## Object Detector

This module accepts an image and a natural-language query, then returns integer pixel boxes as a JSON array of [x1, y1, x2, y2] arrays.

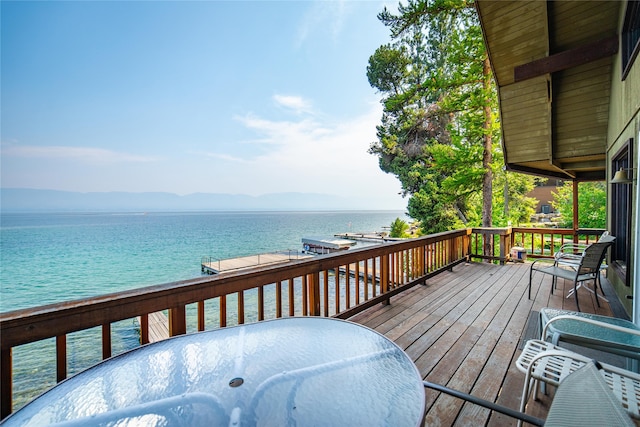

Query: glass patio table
[[3, 317, 426, 427]]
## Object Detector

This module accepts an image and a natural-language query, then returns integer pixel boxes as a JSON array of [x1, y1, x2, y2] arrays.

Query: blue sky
[[1, 0, 406, 209]]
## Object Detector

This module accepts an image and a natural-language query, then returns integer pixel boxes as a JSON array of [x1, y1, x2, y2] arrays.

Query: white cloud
[[200, 151, 247, 163], [295, 0, 350, 47], [224, 99, 402, 201], [273, 94, 314, 115], [1, 144, 158, 163]]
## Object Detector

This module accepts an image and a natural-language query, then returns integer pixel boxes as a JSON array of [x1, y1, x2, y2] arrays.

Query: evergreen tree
[[368, 0, 535, 233]]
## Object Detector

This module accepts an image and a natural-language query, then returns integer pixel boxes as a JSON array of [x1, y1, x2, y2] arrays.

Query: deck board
[[349, 261, 618, 425]]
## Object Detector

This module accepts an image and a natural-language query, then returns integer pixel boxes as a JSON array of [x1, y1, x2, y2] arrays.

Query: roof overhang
[[475, 1, 622, 181]]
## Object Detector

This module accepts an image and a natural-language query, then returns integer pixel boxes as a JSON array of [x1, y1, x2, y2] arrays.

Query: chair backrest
[[545, 362, 634, 427], [579, 236, 615, 274]]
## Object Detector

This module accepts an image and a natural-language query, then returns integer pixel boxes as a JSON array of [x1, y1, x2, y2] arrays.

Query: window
[[622, 1, 640, 80], [611, 140, 633, 285]]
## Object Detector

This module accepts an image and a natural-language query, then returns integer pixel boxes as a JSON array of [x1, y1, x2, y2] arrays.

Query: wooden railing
[[0, 226, 608, 418], [0, 229, 471, 419], [469, 227, 607, 264]]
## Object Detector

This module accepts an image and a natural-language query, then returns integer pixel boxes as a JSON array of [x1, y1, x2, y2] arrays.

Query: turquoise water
[[0, 210, 405, 408]]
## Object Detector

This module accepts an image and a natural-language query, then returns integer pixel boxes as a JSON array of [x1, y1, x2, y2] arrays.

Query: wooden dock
[[333, 232, 403, 243], [137, 311, 170, 343], [201, 252, 312, 274]]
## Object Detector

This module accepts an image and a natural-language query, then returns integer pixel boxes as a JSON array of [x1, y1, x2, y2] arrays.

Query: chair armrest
[[554, 243, 588, 260], [423, 381, 544, 426]]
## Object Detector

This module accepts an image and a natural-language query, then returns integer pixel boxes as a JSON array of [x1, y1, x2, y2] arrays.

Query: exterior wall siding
[[606, 3, 640, 316]]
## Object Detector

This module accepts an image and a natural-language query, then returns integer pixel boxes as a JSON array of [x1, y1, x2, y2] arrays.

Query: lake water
[[0, 210, 406, 409]]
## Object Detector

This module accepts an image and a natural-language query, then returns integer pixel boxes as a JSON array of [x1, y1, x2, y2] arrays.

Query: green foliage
[[369, 0, 499, 233], [368, 0, 539, 234], [551, 182, 606, 228], [389, 217, 410, 238]]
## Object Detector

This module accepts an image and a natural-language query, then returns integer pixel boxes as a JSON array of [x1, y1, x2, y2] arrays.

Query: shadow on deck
[[349, 261, 623, 426]]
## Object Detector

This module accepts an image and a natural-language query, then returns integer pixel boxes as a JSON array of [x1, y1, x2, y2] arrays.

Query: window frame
[[622, 1, 640, 80], [610, 140, 634, 286]]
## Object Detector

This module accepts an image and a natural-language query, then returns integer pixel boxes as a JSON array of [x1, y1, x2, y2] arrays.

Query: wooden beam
[[514, 35, 618, 82]]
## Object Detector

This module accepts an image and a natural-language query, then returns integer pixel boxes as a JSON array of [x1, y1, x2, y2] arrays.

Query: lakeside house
[[1, 0, 639, 424], [476, 0, 639, 319]]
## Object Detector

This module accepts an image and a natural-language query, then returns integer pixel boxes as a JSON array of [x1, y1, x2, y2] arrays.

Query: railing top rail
[[511, 227, 606, 235], [1, 228, 469, 349]]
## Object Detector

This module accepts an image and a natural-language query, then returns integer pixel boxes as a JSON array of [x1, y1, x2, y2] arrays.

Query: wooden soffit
[[476, 0, 622, 181]]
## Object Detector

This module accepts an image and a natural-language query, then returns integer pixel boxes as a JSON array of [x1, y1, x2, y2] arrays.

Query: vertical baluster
[[288, 279, 294, 316], [388, 253, 394, 288], [323, 271, 329, 317], [197, 301, 205, 331], [56, 335, 66, 382], [258, 286, 264, 321], [102, 324, 111, 360], [220, 295, 227, 328], [381, 253, 390, 305], [169, 305, 186, 336], [302, 275, 308, 316], [345, 264, 350, 309], [308, 273, 320, 316], [238, 291, 245, 324], [140, 313, 149, 345], [276, 281, 282, 318], [1, 347, 12, 419], [372, 257, 377, 297], [363, 259, 369, 301], [355, 261, 360, 305], [335, 267, 340, 312]]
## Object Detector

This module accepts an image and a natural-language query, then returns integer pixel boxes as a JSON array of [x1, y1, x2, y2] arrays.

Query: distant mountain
[[0, 188, 396, 212]]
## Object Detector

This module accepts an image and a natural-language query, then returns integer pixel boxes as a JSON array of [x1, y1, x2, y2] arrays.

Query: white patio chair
[[425, 359, 634, 427], [516, 339, 640, 427]]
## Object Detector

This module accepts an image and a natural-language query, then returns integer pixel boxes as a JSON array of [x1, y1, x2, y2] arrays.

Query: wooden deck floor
[[349, 260, 620, 426]]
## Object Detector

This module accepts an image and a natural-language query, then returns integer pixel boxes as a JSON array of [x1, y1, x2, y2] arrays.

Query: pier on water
[[137, 312, 170, 343], [201, 251, 312, 275]]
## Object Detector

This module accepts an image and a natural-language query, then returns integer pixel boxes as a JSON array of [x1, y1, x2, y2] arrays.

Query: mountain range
[[0, 188, 399, 212]]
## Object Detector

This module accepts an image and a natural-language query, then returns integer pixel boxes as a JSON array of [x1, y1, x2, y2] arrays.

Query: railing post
[[169, 305, 187, 336], [499, 228, 511, 265], [1, 347, 12, 420], [308, 272, 321, 316]]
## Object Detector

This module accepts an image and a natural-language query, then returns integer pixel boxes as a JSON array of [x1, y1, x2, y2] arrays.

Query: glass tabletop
[[3, 317, 425, 427], [541, 308, 640, 350]]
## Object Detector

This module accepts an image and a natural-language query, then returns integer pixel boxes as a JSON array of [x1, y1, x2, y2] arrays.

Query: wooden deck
[[349, 260, 621, 426]]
